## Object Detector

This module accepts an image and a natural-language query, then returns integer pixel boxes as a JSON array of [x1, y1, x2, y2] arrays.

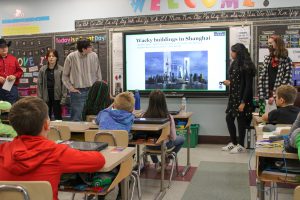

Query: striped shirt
[[62, 51, 102, 90]]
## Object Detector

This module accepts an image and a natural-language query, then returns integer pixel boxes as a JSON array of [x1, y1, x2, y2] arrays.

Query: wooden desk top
[[100, 146, 135, 172], [255, 146, 298, 159], [172, 112, 193, 119], [50, 121, 98, 132]]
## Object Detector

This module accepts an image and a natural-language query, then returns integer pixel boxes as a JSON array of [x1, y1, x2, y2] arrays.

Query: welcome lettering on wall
[[75, 6, 300, 30]]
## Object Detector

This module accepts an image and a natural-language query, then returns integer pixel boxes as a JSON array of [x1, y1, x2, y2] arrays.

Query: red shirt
[[0, 54, 23, 85], [0, 135, 105, 200]]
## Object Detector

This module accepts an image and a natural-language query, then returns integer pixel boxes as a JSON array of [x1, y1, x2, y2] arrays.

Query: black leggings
[[226, 113, 252, 147], [47, 89, 62, 120]]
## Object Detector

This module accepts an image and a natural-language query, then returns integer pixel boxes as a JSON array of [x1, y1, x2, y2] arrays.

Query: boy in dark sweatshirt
[[262, 85, 300, 124]]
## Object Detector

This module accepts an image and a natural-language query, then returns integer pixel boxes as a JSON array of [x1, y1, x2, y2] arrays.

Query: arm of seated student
[[265, 109, 278, 124], [261, 113, 269, 122], [59, 147, 105, 173]]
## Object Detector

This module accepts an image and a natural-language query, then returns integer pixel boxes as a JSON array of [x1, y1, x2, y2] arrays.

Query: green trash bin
[[176, 124, 199, 148]]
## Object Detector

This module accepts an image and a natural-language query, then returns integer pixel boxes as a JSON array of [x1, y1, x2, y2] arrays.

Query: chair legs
[[130, 170, 142, 200]]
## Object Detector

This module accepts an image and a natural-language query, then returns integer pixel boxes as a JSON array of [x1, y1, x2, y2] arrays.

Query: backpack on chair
[[82, 81, 112, 120]]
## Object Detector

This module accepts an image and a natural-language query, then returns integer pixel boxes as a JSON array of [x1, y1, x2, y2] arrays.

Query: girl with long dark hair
[[144, 90, 185, 169], [222, 43, 256, 153]]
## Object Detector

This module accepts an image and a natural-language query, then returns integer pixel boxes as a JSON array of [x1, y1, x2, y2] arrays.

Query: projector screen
[[124, 28, 229, 97]]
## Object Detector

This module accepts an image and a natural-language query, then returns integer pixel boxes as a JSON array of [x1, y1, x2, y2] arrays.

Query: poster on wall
[[4, 36, 53, 96], [257, 24, 300, 85], [54, 32, 108, 81], [112, 32, 123, 96], [257, 25, 300, 63], [230, 26, 251, 50]]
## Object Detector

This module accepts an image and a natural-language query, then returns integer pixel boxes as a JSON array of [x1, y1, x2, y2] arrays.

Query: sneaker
[[230, 144, 246, 154], [221, 142, 235, 151]]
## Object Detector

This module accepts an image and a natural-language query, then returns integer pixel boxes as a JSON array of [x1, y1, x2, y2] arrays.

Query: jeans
[[226, 113, 252, 146], [149, 135, 185, 163], [0, 86, 19, 104], [70, 88, 89, 121]]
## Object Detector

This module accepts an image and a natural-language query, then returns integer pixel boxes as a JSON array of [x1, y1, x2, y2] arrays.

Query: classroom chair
[[294, 185, 300, 200], [0, 181, 52, 200], [86, 115, 96, 122], [85, 130, 141, 200], [48, 125, 71, 141], [142, 145, 179, 188]]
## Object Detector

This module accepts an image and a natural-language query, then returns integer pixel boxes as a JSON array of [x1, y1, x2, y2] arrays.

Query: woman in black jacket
[[222, 43, 256, 153]]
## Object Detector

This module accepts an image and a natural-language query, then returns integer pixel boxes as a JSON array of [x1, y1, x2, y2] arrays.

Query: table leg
[[181, 126, 191, 176], [154, 142, 166, 200], [257, 180, 265, 200], [121, 176, 129, 200]]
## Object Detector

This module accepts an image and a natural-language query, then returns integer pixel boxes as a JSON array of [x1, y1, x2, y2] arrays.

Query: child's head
[[113, 91, 135, 112], [144, 90, 168, 118], [276, 85, 297, 107], [9, 97, 49, 137]]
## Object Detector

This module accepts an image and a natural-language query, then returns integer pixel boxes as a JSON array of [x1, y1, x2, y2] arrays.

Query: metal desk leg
[[257, 180, 265, 200], [121, 176, 129, 200], [181, 127, 191, 176], [154, 142, 166, 200]]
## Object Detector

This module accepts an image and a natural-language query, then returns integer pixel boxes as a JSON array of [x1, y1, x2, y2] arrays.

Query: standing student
[[38, 49, 67, 120], [63, 39, 102, 121], [0, 39, 23, 104], [143, 90, 185, 169], [0, 97, 105, 200], [222, 43, 256, 153], [258, 35, 293, 106]]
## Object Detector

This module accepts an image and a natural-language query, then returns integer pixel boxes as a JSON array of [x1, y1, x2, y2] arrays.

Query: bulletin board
[[4, 35, 54, 94], [54, 31, 109, 82]]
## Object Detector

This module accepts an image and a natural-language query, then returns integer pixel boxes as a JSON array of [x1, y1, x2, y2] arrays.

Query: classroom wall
[[1, 1, 299, 136], [1, 0, 300, 35], [141, 97, 229, 136]]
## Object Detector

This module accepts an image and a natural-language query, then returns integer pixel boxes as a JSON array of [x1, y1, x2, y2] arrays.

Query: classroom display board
[[123, 28, 229, 97], [54, 32, 108, 81], [256, 24, 300, 85], [4, 35, 53, 95]]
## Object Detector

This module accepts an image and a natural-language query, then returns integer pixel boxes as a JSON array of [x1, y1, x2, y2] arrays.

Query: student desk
[[50, 121, 98, 133], [130, 122, 170, 200], [172, 112, 193, 176], [60, 147, 135, 200], [255, 125, 297, 200]]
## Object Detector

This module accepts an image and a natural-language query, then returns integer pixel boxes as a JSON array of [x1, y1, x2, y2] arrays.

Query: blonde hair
[[114, 91, 135, 112], [276, 85, 297, 104]]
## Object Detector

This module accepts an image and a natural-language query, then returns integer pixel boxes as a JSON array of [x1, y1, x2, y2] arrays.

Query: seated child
[[0, 101, 16, 138], [287, 113, 300, 159], [95, 91, 135, 133], [0, 97, 105, 200], [143, 90, 185, 169], [262, 85, 300, 124]]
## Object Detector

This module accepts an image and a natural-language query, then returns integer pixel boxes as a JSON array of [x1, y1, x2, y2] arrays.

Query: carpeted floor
[[182, 161, 250, 200]]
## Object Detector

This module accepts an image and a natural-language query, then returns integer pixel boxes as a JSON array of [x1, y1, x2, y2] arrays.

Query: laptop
[[134, 118, 170, 124], [169, 111, 179, 115], [60, 141, 108, 151]]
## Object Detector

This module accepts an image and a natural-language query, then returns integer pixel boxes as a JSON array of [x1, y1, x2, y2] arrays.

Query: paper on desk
[[2, 79, 15, 91], [262, 131, 276, 139]]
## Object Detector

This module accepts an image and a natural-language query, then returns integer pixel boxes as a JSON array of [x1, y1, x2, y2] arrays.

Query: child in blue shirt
[[95, 91, 135, 133]]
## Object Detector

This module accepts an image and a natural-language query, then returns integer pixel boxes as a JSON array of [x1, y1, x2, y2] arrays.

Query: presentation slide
[[125, 30, 228, 93]]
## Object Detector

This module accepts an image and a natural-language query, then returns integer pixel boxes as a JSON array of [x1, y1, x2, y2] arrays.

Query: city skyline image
[[145, 51, 208, 90]]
